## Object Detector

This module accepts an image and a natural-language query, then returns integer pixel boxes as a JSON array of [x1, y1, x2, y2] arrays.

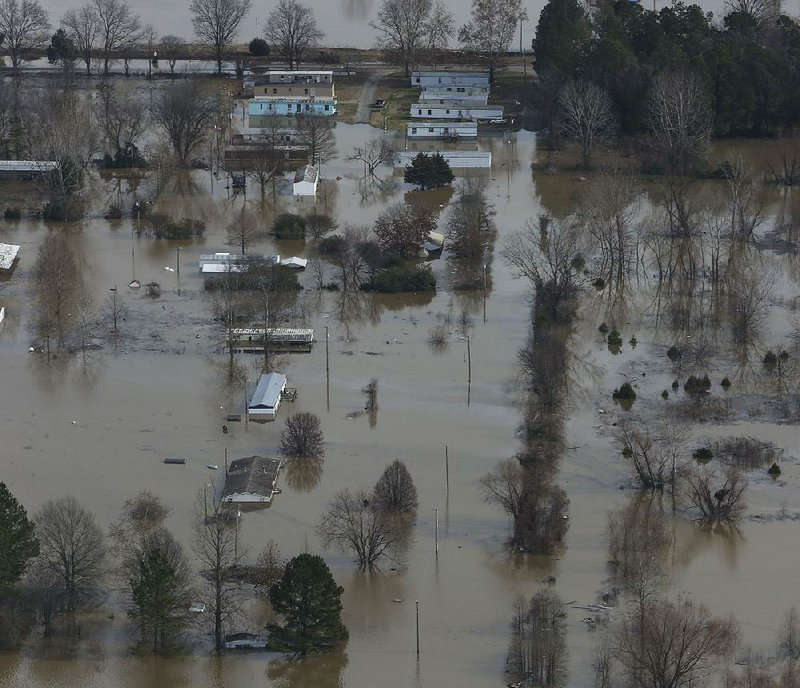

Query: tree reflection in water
[[267, 651, 348, 688]]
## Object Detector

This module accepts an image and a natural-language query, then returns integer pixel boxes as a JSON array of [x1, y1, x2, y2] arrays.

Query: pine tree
[[268, 553, 348, 654], [404, 152, 454, 190], [0, 483, 39, 591]]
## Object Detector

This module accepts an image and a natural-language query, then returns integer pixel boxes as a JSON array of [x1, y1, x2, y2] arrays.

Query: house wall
[[223, 492, 273, 503], [248, 99, 337, 117], [410, 105, 503, 120], [406, 123, 477, 138]]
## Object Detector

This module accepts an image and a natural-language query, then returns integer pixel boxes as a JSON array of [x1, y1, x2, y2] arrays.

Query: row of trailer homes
[[402, 71, 497, 169]]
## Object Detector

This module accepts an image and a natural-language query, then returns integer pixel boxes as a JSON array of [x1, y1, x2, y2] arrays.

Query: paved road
[[355, 68, 394, 124]]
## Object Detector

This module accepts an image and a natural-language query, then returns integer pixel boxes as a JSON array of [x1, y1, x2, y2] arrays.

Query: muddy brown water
[[1, 123, 800, 687]]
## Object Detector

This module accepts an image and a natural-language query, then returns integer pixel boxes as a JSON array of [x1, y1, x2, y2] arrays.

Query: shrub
[[598, 322, 609, 334], [593, 277, 605, 289], [684, 374, 711, 394], [768, 463, 781, 478], [721, 377, 731, 389], [629, 335, 637, 348], [248, 38, 269, 56], [370, 265, 436, 293], [612, 382, 636, 400], [666, 345, 682, 362], [661, 389, 669, 400], [607, 329, 622, 354], [105, 202, 123, 220], [318, 235, 346, 255], [3, 207, 21, 220], [305, 213, 337, 240], [693, 447, 713, 464], [148, 214, 205, 239], [273, 213, 306, 240], [671, 379, 679, 390], [763, 350, 778, 371]]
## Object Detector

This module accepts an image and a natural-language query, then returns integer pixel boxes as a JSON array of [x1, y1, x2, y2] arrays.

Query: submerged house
[[395, 150, 492, 169], [222, 455, 282, 504], [248, 372, 287, 419], [0, 243, 20, 272], [224, 632, 270, 649]]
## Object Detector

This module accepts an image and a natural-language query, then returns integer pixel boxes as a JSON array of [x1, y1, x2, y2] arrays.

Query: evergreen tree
[[268, 553, 348, 655], [0, 483, 39, 591], [404, 152, 454, 190]]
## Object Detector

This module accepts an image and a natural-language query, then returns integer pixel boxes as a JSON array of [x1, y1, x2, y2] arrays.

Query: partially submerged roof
[[0, 243, 20, 270], [293, 165, 319, 185], [223, 455, 282, 499], [0, 160, 58, 173], [249, 372, 287, 409], [281, 256, 308, 269]]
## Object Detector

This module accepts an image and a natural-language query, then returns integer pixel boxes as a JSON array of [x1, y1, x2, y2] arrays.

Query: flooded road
[[1, 123, 800, 687]]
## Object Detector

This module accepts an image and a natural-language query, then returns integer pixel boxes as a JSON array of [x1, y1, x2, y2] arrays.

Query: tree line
[[534, 0, 800, 166]]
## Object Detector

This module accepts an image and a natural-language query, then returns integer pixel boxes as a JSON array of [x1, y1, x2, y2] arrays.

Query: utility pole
[[325, 325, 330, 411], [466, 335, 471, 386], [435, 508, 439, 554], [415, 600, 420, 659], [176, 246, 181, 276], [445, 445, 449, 496]]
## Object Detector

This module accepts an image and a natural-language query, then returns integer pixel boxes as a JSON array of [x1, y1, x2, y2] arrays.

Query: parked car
[[489, 118, 507, 125]]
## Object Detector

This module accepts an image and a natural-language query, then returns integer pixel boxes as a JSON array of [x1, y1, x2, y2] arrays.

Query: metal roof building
[[0, 243, 20, 271], [248, 372, 287, 419], [222, 455, 282, 504]]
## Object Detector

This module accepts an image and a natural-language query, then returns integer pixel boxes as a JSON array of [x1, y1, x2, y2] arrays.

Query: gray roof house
[[222, 455, 282, 504]]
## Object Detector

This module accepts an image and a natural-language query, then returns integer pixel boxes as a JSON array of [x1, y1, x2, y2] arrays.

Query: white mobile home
[[419, 86, 490, 104], [396, 151, 492, 169], [293, 164, 319, 196], [248, 372, 287, 419], [0, 243, 20, 272], [411, 102, 504, 121], [406, 121, 478, 139], [411, 71, 490, 88]]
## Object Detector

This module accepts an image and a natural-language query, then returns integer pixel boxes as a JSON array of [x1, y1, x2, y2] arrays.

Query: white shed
[[293, 164, 319, 196]]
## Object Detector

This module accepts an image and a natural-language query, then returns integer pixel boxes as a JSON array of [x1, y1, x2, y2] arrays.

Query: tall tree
[[268, 553, 348, 655], [531, 0, 590, 80], [34, 496, 106, 611], [61, 6, 99, 76], [0, 0, 50, 74], [373, 460, 418, 513], [149, 80, 217, 165], [556, 79, 616, 170], [374, 201, 435, 260], [193, 491, 241, 654], [458, 0, 523, 82], [370, 0, 432, 77], [297, 116, 336, 166], [92, 0, 142, 75], [159, 34, 184, 76], [128, 531, 192, 652], [0, 483, 38, 591], [264, 0, 322, 70], [318, 488, 399, 571], [190, 0, 251, 75]]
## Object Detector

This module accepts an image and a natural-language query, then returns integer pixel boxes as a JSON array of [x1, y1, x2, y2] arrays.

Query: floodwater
[[1, 118, 800, 688], [37, 0, 761, 51]]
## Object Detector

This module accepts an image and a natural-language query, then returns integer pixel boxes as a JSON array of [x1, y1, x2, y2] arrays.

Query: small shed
[[222, 455, 282, 504], [248, 372, 287, 419], [293, 165, 319, 196], [0, 243, 20, 272]]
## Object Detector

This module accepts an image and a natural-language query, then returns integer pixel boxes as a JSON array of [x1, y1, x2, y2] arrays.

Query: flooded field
[[1, 116, 800, 688]]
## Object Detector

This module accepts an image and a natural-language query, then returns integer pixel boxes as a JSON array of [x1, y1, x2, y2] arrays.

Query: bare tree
[[32, 234, 82, 353], [647, 70, 713, 177], [96, 80, 147, 162], [683, 465, 747, 522], [226, 207, 263, 254], [149, 80, 216, 165], [374, 202, 436, 260], [724, 0, 779, 24], [446, 177, 496, 261], [264, 0, 322, 70], [318, 488, 398, 571], [349, 137, 395, 179], [617, 422, 679, 492], [782, 608, 800, 661], [190, 0, 251, 75], [425, 0, 454, 63], [457, 0, 523, 82], [280, 412, 325, 458], [480, 459, 569, 554], [62, 6, 98, 75], [502, 214, 588, 316], [92, 0, 142, 75], [557, 80, 616, 170], [373, 460, 418, 513], [370, 0, 433, 77], [507, 589, 568, 688], [159, 34, 183, 76], [617, 598, 739, 688], [0, 0, 50, 73], [0, 82, 12, 157], [297, 116, 335, 167], [25, 557, 63, 635], [109, 491, 171, 571], [193, 491, 242, 654], [34, 497, 106, 612], [253, 540, 285, 598]]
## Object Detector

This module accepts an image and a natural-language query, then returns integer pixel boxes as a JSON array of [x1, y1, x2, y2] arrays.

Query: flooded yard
[[1, 116, 799, 687]]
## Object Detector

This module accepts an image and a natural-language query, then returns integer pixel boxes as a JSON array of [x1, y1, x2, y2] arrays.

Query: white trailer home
[[419, 86, 490, 104], [411, 71, 490, 87], [396, 151, 492, 169], [406, 121, 478, 139], [248, 372, 287, 420], [410, 102, 504, 122]]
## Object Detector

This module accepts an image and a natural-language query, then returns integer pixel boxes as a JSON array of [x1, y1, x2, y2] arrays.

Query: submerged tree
[[445, 177, 496, 261], [373, 202, 435, 260], [404, 152, 454, 189], [556, 79, 616, 170], [373, 460, 418, 513], [683, 465, 747, 522], [268, 554, 348, 655], [318, 489, 398, 571], [0, 483, 39, 591], [280, 412, 325, 459], [149, 81, 217, 165], [507, 589, 568, 687]]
